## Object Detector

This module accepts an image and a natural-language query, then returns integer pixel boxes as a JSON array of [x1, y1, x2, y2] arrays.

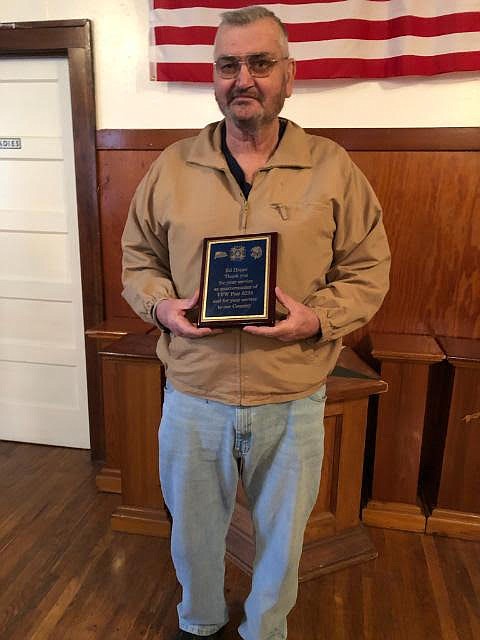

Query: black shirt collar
[[221, 119, 287, 199]]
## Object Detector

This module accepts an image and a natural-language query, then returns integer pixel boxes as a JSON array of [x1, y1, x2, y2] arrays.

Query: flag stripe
[[296, 50, 480, 77], [154, 51, 480, 81], [150, 1, 480, 81], [153, 0, 366, 8], [150, 2, 480, 27], [151, 32, 480, 63], [154, 14, 480, 46], [152, 0, 477, 9]]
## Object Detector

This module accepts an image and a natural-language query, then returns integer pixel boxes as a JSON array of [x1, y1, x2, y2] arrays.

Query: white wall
[[2, 0, 479, 129]]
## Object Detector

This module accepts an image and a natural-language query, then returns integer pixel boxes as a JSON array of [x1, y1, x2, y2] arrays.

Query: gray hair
[[217, 6, 289, 55]]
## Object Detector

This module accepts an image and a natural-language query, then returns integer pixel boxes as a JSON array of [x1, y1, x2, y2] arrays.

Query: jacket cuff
[[311, 307, 332, 342], [151, 299, 172, 333]]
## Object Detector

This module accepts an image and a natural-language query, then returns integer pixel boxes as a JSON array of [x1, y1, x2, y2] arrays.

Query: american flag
[[149, 0, 480, 82]]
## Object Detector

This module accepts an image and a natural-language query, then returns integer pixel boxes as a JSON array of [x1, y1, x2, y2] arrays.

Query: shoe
[[175, 629, 224, 639]]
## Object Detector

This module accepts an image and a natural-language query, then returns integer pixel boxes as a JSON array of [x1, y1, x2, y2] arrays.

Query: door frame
[[0, 20, 104, 456]]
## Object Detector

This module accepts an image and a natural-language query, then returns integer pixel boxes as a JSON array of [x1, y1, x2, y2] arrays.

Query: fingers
[[242, 325, 276, 336], [171, 314, 223, 338], [180, 289, 200, 310], [177, 327, 223, 339], [243, 301, 319, 341], [157, 291, 210, 336], [243, 321, 290, 339], [275, 286, 294, 310]]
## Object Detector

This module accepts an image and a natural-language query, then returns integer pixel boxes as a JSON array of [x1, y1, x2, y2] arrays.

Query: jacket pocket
[[270, 200, 335, 236]]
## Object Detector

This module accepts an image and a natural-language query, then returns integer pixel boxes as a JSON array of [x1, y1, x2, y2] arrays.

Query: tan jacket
[[122, 120, 390, 405]]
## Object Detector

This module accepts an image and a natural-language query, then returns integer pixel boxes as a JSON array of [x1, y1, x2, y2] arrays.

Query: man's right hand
[[155, 290, 222, 338]]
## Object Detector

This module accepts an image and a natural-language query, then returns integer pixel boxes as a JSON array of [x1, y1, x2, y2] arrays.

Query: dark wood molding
[[96, 127, 480, 151], [0, 20, 104, 458], [0, 19, 89, 29], [0, 21, 89, 51], [305, 127, 480, 151], [68, 42, 104, 329], [97, 129, 200, 151]]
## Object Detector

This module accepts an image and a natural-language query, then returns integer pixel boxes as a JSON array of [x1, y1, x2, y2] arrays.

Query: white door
[[0, 57, 90, 448]]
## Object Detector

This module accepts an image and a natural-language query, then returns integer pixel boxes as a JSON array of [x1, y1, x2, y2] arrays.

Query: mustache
[[227, 89, 263, 103]]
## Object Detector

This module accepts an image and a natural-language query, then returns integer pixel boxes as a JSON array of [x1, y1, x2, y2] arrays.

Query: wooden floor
[[1, 442, 479, 640]]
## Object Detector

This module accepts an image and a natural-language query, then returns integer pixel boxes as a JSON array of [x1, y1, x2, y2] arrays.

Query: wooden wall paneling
[[96, 130, 480, 348], [94, 127, 479, 513], [97, 129, 199, 150], [97, 149, 161, 320], [363, 333, 445, 532], [96, 128, 480, 151], [348, 151, 480, 342], [89, 145, 160, 459], [426, 337, 480, 541]]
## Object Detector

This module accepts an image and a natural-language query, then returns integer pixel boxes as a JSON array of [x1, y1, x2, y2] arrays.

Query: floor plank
[[1, 442, 479, 640]]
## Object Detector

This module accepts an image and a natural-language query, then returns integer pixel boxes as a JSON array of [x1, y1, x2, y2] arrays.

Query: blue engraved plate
[[198, 233, 277, 327]]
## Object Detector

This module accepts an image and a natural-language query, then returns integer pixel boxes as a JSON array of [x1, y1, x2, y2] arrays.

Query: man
[[122, 6, 390, 640]]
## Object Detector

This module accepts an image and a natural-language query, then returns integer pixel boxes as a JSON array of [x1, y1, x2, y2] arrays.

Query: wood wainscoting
[[95, 126, 480, 345], [90, 126, 479, 542]]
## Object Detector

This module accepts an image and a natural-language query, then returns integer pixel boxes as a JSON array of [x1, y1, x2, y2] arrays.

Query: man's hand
[[243, 286, 320, 342], [156, 290, 222, 338]]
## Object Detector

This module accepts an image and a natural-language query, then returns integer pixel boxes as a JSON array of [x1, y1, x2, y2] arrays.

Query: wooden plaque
[[198, 232, 277, 328]]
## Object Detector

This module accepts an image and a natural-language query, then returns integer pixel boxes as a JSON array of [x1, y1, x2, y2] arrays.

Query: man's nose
[[235, 61, 255, 87]]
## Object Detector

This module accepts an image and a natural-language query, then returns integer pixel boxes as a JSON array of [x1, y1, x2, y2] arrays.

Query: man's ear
[[285, 58, 296, 97]]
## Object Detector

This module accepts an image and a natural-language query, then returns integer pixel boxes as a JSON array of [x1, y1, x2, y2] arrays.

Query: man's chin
[[229, 101, 260, 116], [231, 113, 262, 132]]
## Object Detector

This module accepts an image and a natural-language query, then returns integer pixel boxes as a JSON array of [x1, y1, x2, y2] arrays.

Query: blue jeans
[[159, 383, 326, 640]]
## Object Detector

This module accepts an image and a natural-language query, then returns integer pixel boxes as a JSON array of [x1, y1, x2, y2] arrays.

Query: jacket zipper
[[271, 202, 289, 220], [239, 196, 249, 231], [236, 190, 249, 402]]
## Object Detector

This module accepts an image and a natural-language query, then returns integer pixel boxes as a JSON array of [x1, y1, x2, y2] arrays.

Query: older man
[[122, 6, 390, 640]]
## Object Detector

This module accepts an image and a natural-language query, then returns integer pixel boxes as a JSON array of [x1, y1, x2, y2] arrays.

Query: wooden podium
[[98, 335, 387, 580], [362, 333, 445, 532], [423, 337, 480, 541]]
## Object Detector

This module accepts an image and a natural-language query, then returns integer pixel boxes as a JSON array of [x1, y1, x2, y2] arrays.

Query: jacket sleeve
[[121, 162, 178, 325], [304, 155, 390, 342]]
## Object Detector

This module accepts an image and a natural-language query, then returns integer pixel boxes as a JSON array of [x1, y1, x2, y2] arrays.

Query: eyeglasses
[[214, 54, 289, 79]]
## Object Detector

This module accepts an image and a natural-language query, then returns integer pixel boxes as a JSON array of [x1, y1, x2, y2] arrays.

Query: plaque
[[198, 232, 278, 328]]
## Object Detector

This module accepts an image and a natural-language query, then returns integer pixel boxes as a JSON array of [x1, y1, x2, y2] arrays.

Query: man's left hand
[[243, 286, 320, 342]]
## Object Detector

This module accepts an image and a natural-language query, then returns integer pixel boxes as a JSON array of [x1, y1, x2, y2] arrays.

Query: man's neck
[[225, 118, 280, 161]]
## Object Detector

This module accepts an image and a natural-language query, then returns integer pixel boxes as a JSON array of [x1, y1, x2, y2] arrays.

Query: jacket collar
[[187, 119, 313, 171]]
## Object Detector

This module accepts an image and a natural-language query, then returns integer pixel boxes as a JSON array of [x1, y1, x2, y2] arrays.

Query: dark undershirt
[[221, 118, 288, 200]]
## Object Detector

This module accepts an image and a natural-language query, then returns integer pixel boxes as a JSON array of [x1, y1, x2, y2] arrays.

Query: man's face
[[213, 18, 295, 133]]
